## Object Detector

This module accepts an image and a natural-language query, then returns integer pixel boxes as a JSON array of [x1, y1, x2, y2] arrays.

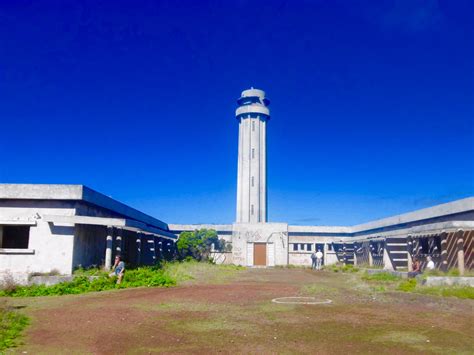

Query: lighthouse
[[235, 88, 270, 223]]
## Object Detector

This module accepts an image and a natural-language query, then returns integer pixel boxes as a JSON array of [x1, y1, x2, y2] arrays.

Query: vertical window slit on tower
[[251, 204, 254, 215], [252, 120, 255, 131], [251, 176, 254, 187], [252, 148, 255, 159]]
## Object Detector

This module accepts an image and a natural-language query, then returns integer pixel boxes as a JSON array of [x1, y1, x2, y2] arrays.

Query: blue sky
[[0, 0, 473, 225]]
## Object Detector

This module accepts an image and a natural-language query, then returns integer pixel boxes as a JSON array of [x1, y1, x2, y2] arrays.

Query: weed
[[397, 278, 417, 292], [0, 267, 175, 297], [0, 301, 29, 351]]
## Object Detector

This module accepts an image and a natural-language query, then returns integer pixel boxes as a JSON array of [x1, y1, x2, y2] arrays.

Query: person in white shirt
[[426, 256, 435, 271], [315, 250, 323, 270]]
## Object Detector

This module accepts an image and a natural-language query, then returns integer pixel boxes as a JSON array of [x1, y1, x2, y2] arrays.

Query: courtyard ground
[[7, 267, 474, 354]]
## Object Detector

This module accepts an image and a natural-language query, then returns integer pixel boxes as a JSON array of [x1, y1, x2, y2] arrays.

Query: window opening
[[0, 225, 30, 249]]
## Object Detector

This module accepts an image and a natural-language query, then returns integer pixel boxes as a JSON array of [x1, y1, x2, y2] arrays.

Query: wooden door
[[254, 243, 267, 266]]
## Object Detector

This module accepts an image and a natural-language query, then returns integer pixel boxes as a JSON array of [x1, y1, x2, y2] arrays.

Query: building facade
[[0, 184, 177, 283], [1, 88, 473, 282], [169, 88, 474, 272]]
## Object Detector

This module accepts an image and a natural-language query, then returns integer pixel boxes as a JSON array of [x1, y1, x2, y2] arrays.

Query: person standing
[[426, 256, 435, 271], [315, 249, 323, 270], [311, 251, 317, 270]]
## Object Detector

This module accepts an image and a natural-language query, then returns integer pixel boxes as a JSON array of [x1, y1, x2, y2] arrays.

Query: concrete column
[[136, 232, 142, 265], [439, 232, 448, 272], [383, 247, 393, 270], [342, 243, 346, 265], [407, 237, 413, 272], [105, 226, 114, 270], [456, 230, 465, 275], [368, 244, 374, 267], [115, 228, 123, 255], [152, 235, 157, 262]]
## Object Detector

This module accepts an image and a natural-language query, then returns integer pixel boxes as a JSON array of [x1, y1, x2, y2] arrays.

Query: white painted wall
[[0, 201, 76, 282]]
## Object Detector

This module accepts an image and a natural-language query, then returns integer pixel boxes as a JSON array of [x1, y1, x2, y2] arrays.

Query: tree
[[176, 229, 223, 261]]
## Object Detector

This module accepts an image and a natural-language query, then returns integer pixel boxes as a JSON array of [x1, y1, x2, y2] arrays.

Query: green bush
[[0, 303, 29, 350], [397, 278, 417, 292]]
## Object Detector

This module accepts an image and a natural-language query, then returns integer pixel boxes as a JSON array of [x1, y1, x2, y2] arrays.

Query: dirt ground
[[9, 268, 474, 354]]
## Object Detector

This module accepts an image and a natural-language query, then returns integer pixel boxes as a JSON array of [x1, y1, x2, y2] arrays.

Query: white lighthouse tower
[[235, 88, 270, 224]]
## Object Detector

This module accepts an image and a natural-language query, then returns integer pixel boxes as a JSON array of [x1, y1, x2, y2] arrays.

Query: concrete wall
[[232, 223, 288, 266], [73, 224, 107, 269], [0, 201, 76, 282]]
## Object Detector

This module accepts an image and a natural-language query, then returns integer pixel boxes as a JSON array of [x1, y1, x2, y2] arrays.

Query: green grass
[[361, 272, 401, 282], [416, 286, 474, 299], [0, 266, 175, 297], [0, 302, 29, 351], [397, 278, 417, 292], [324, 264, 359, 273], [163, 260, 244, 284], [0, 261, 244, 298]]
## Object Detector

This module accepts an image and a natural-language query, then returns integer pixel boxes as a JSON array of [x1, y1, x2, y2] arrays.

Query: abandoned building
[[0, 184, 176, 282], [1, 88, 472, 280]]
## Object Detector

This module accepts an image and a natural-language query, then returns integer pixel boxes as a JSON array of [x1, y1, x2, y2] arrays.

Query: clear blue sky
[[1, 0, 473, 226]]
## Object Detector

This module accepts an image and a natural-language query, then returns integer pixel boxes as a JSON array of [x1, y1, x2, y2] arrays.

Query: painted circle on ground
[[271, 297, 332, 305]]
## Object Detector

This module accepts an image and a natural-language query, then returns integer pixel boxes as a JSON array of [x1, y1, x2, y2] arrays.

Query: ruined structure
[[1, 88, 472, 280]]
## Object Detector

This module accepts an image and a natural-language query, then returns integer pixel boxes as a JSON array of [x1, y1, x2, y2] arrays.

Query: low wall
[[423, 276, 474, 287], [210, 252, 233, 265]]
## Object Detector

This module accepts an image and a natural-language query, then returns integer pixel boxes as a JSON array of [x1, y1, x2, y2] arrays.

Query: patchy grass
[[416, 286, 474, 300], [301, 283, 339, 296], [360, 271, 474, 299], [397, 278, 418, 292], [10, 268, 474, 354], [163, 260, 244, 285], [361, 272, 401, 282], [324, 264, 359, 273], [0, 267, 175, 297], [0, 301, 29, 351], [0, 261, 245, 298]]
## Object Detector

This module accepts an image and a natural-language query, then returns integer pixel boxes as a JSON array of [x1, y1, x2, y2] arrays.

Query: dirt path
[[11, 269, 474, 354]]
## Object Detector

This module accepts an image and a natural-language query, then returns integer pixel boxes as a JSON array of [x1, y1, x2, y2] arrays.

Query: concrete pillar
[[115, 228, 123, 255], [136, 232, 142, 265], [456, 230, 465, 276], [353, 244, 358, 266], [383, 247, 393, 270], [368, 246, 374, 267], [105, 226, 114, 270], [407, 237, 413, 272], [152, 235, 157, 262], [342, 243, 346, 265], [439, 232, 448, 272]]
